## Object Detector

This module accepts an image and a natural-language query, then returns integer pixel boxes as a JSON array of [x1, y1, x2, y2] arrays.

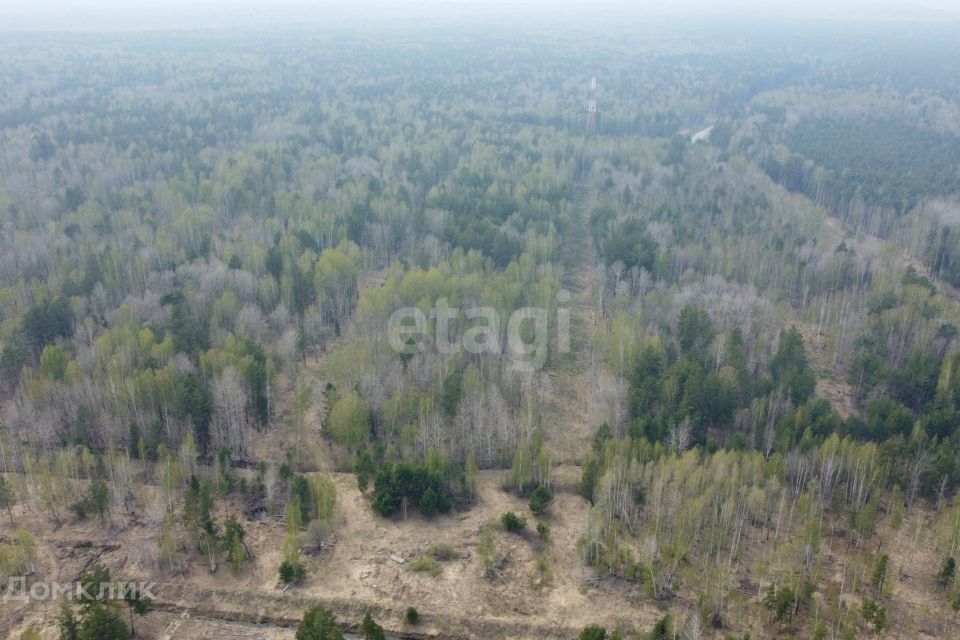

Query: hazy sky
[[2, 0, 958, 31]]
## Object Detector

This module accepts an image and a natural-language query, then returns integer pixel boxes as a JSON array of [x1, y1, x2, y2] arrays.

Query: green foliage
[[439, 369, 463, 417], [222, 336, 270, 426], [58, 565, 132, 640], [279, 560, 307, 584], [77, 604, 131, 640], [861, 599, 888, 633], [580, 457, 599, 504], [354, 449, 375, 493], [77, 564, 113, 607], [477, 525, 496, 577], [782, 117, 960, 213], [528, 485, 554, 515], [163, 291, 209, 356], [938, 556, 956, 586], [409, 556, 441, 577], [288, 472, 337, 526], [23, 297, 72, 356], [600, 220, 658, 271], [223, 515, 248, 574], [122, 583, 152, 636], [536, 522, 550, 539], [678, 305, 715, 358], [419, 487, 439, 517], [40, 344, 70, 380], [0, 475, 15, 523], [927, 226, 960, 287], [578, 624, 607, 640], [501, 511, 527, 534], [770, 327, 816, 404], [808, 621, 827, 640], [650, 615, 672, 640], [70, 478, 109, 522], [296, 605, 344, 640], [58, 604, 80, 640], [371, 461, 452, 518], [529, 553, 554, 588], [0, 530, 37, 586], [0, 330, 29, 389], [174, 373, 212, 456], [404, 607, 420, 625], [359, 612, 386, 640], [871, 554, 888, 597], [762, 583, 796, 628], [427, 543, 456, 561], [328, 392, 371, 452]]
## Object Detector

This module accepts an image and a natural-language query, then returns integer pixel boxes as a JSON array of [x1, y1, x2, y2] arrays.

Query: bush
[[501, 511, 527, 534], [419, 487, 438, 517], [531, 554, 553, 587], [536, 522, 550, 539], [360, 612, 385, 640], [650, 615, 672, 640], [528, 485, 554, 515], [477, 526, 495, 577], [279, 560, 307, 584], [427, 543, 457, 561], [579, 624, 607, 640], [938, 556, 956, 586], [404, 607, 420, 625], [371, 461, 452, 518], [296, 605, 344, 640], [409, 556, 441, 577], [861, 600, 888, 633]]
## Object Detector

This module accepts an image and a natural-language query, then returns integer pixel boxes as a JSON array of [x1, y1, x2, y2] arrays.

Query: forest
[[1, 13, 960, 640]]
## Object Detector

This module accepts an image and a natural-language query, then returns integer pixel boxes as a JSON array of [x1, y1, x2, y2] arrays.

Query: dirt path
[[541, 184, 607, 463]]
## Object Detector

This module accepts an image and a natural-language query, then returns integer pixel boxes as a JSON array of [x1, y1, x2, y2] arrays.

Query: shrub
[[536, 522, 550, 539], [501, 511, 527, 534], [359, 612, 385, 640], [428, 543, 456, 561], [579, 624, 607, 640], [279, 560, 307, 584], [531, 554, 553, 587], [419, 487, 438, 517], [528, 485, 554, 515], [296, 605, 344, 640], [371, 461, 452, 518], [404, 607, 420, 625], [938, 556, 956, 586], [477, 526, 495, 577], [650, 615, 672, 640], [861, 600, 888, 633], [409, 556, 441, 577]]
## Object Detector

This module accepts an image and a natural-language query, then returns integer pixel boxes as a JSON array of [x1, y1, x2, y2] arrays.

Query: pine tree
[[295, 605, 344, 640], [78, 603, 130, 640], [123, 584, 152, 637], [528, 485, 554, 515], [359, 612, 386, 640], [938, 556, 956, 587], [419, 487, 438, 517], [871, 554, 888, 598]]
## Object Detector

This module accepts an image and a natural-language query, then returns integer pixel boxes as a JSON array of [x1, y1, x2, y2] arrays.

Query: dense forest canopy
[[2, 12, 960, 640]]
